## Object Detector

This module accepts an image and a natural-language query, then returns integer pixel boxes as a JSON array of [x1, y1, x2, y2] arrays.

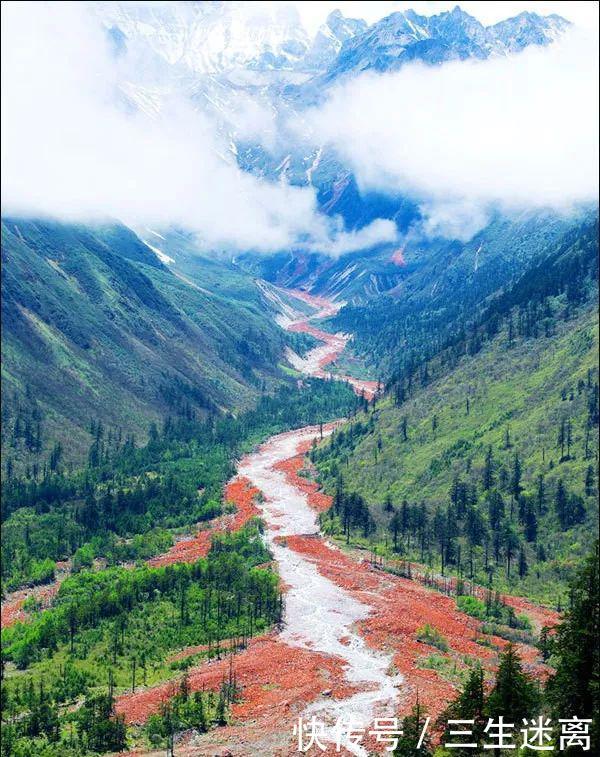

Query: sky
[[1, 1, 598, 253]]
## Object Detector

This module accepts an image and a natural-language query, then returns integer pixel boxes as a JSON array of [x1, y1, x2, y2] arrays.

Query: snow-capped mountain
[[302, 11, 368, 72], [102, 4, 569, 125], [97, 1, 366, 75], [98, 1, 307, 73], [322, 6, 570, 81], [96, 2, 572, 261], [490, 11, 569, 53]]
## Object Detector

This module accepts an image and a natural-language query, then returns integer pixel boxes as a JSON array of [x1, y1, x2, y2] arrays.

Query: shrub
[[72, 543, 95, 573], [456, 595, 487, 620], [417, 624, 449, 652], [456, 595, 533, 632], [29, 558, 56, 586]]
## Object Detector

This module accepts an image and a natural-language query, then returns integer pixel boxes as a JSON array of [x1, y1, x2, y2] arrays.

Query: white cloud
[[309, 218, 398, 256], [0, 1, 395, 254], [4, 1, 595, 252], [419, 200, 492, 242], [298, 28, 598, 239], [226, 95, 279, 148]]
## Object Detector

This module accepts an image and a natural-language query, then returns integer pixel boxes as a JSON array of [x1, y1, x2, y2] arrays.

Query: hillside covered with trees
[[312, 211, 599, 604], [1, 218, 298, 471]]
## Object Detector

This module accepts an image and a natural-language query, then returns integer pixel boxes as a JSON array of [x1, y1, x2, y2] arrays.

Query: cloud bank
[[298, 29, 599, 238], [0, 2, 394, 255], [2, 2, 597, 251], [310, 218, 398, 255]]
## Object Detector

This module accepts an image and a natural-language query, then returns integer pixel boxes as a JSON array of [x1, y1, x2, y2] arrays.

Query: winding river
[[237, 290, 398, 755]]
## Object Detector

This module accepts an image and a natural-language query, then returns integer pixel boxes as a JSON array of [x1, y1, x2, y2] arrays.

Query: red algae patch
[[288, 321, 337, 344], [1, 582, 60, 629], [286, 536, 382, 594], [285, 288, 342, 319], [148, 478, 260, 567], [388, 562, 560, 635], [502, 595, 559, 631], [117, 635, 357, 730], [284, 534, 551, 721], [286, 299, 380, 400], [147, 529, 217, 567], [168, 643, 211, 663], [1, 596, 27, 629], [224, 477, 262, 528], [391, 246, 407, 266], [274, 451, 333, 514], [344, 377, 379, 401]]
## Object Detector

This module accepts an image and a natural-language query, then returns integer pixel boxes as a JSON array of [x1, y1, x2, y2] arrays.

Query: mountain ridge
[[321, 6, 568, 81]]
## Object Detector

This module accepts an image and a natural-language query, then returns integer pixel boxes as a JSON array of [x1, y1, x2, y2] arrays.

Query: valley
[[1, 224, 598, 755], [109, 289, 563, 755], [283, 288, 379, 400], [1, 226, 598, 754], [1, 2, 598, 754]]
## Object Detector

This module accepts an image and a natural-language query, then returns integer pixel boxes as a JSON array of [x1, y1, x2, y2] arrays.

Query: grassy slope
[[1, 219, 286, 468], [315, 303, 599, 603]]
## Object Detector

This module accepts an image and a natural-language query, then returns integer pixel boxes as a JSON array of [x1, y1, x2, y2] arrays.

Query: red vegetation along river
[[116, 288, 557, 756], [284, 288, 380, 401]]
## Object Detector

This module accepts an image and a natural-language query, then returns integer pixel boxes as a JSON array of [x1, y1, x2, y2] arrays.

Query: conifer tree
[[486, 643, 539, 723], [537, 474, 546, 514], [441, 664, 486, 755], [585, 465, 595, 497], [400, 416, 408, 442], [546, 543, 599, 749], [483, 446, 494, 490], [394, 696, 431, 756], [518, 546, 528, 578]]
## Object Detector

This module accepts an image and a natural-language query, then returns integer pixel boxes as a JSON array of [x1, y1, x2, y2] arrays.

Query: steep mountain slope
[[1, 219, 288, 469], [327, 208, 595, 343], [312, 213, 599, 603], [98, 2, 367, 76], [242, 208, 592, 306], [101, 3, 567, 82], [233, 7, 569, 245], [240, 239, 408, 302]]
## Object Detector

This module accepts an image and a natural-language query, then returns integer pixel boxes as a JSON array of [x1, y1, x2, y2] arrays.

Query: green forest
[[393, 544, 599, 755], [313, 214, 599, 605], [1, 373, 358, 755]]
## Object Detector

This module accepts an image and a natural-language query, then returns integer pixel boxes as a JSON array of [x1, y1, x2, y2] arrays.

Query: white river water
[[237, 426, 401, 756]]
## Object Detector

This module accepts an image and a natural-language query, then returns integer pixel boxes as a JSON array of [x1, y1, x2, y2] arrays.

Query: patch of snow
[[305, 146, 323, 185], [146, 228, 166, 240], [144, 241, 174, 264], [275, 153, 291, 173]]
